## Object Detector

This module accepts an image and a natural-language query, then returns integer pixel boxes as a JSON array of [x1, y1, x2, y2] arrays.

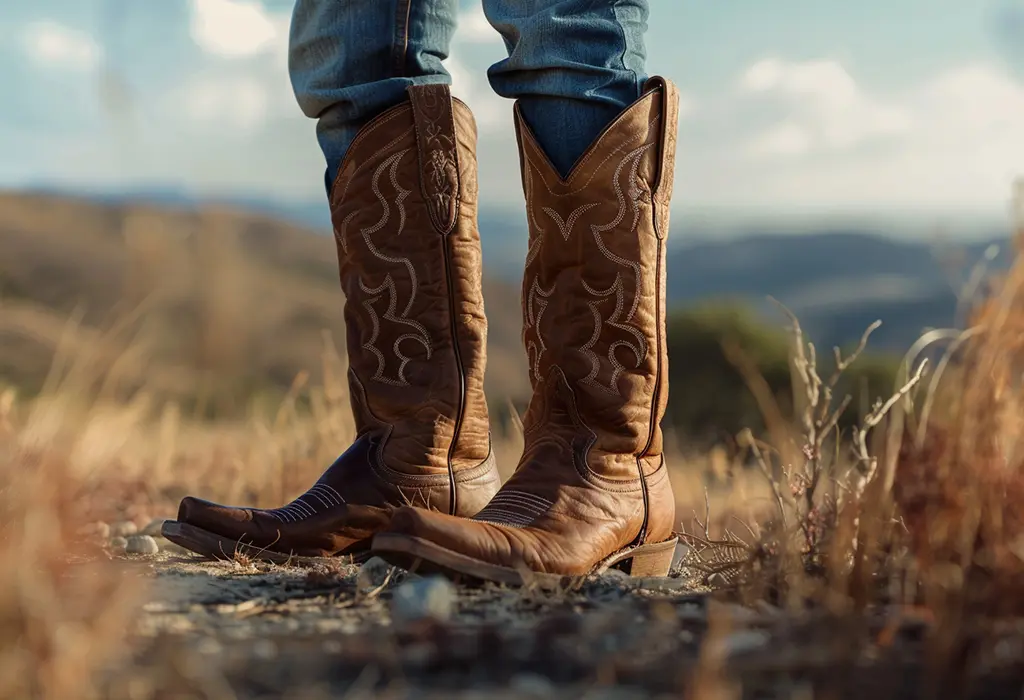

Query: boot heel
[[623, 537, 678, 577]]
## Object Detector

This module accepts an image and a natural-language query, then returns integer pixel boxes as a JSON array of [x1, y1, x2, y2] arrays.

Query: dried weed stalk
[[681, 181, 1024, 645], [892, 182, 1024, 618], [0, 432, 144, 698], [679, 302, 926, 605]]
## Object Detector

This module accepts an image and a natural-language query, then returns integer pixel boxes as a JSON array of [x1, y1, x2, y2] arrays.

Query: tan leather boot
[[163, 85, 500, 562], [372, 77, 680, 585]]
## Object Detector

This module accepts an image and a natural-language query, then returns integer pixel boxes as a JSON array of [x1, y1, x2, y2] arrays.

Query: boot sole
[[161, 521, 372, 567], [371, 532, 678, 588]]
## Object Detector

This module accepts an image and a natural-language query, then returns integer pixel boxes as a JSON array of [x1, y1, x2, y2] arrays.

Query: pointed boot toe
[[374, 77, 684, 586], [163, 84, 500, 564]]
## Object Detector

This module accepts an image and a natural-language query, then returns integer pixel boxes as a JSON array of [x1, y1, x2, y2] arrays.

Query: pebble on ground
[[125, 535, 160, 555], [390, 576, 457, 626]]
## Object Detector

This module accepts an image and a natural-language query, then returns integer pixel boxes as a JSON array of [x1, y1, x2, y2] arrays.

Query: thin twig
[[852, 359, 929, 498]]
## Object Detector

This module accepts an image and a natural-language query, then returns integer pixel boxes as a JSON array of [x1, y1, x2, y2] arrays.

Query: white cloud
[[445, 56, 509, 132], [174, 1, 296, 134], [177, 76, 270, 132], [751, 121, 813, 157], [457, 7, 498, 44], [675, 57, 1024, 216], [739, 58, 913, 156], [22, 21, 102, 71], [14, 13, 1024, 224], [446, 8, 512, 132], [188, 0, 287, 58]]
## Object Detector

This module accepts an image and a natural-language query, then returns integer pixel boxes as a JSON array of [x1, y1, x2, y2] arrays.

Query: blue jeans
[[289, 0, 649, 191]]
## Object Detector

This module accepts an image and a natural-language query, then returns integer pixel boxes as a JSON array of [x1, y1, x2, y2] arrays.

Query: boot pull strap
[[643, 76, 679, 240], [407, 84, 461, 235]]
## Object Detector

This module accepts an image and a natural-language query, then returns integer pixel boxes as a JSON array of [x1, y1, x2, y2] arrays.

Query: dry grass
[[669, 183, 1024, 695], [0, 390, 143, 699], [0, 192, 529, 415], [2, 186, 1024, 696]]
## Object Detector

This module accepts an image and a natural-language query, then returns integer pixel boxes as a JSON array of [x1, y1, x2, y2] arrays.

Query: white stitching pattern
[[576, 143, 653, 395], [521, 114, 661, 397], [524, 278, 554, 383], [356, 148, 433, 386], [543, 202, 598, 241], [264, 482, 348, 523], [473, 489, 554, 528]]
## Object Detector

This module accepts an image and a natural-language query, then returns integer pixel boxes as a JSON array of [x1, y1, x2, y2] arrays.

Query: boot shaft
[[329, 85, 491, 481], [515, 78, 680, 484]]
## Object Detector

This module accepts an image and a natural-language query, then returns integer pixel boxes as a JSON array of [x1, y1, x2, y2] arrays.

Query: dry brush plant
[[893, 213, 1024, 619], [0, 388, 144, 700], [678, 183, 1024, 690], [0, 301, 362, 697], [676, 308, 926, 606]]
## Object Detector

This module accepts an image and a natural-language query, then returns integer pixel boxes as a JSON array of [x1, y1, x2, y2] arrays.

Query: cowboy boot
[[372, 77, 681, 585], [162, 85, 500, 562]]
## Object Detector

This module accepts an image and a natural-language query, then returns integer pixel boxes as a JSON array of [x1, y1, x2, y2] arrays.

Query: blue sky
[[4, 0, 1024, 230]]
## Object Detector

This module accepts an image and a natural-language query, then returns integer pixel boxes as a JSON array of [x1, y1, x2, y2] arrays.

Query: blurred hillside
[[668, 231, 1008, 353], [0, 191, 529, 417], [44, 188, 1007, 355], [2, 189, 972, 441]]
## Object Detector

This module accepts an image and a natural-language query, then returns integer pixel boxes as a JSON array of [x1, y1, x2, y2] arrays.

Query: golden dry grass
[[0, 192, 529, 415], [0, 390, 143, 699], [1, 186, 1023, 695]]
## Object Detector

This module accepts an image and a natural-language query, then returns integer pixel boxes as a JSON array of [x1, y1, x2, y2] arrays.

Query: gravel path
[[94, 548, 1024, 699]]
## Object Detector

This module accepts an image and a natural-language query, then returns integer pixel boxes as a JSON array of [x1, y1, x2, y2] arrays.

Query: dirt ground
[[89, 548, 1024, 700]]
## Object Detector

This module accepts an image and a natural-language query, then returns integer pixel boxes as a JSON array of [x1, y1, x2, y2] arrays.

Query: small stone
[[109, 536, 128, 552], [390, 576, 456, 626], [141, 518, 168, 537], [125, 534, 159, 555], [356, 556, 393, 593], [510, 673, 555, 696], [111, 521, 138, 537]]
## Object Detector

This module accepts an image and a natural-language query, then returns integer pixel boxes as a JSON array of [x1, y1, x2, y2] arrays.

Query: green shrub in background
[[665, 303, 902, 448]]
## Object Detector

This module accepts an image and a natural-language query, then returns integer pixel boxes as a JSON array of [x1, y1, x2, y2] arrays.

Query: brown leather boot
[[372, 77, 681, 585], [162, 85, 500, 563]]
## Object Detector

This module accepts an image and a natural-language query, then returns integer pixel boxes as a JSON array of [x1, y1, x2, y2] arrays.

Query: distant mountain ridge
[[667, 231, 1011, 352], [21, 187, 1014, 354]]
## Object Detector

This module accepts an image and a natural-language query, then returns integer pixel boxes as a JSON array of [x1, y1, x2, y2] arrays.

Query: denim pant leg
[[289, 0, 459, 193], [483, 0, 650, 178]]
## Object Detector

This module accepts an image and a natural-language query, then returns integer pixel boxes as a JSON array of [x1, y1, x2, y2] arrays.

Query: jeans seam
[[393, 0, 413, 76], [611, 0, 641, 93]]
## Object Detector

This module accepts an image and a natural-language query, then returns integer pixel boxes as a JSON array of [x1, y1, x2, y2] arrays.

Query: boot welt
[[161, 521, 372, 567], [371, 532, 678, 588]]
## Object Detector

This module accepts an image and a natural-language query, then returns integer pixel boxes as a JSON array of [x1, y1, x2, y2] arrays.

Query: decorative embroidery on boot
[[356, 148, 433, 386], [264, 483, 347, 523], [473, 490, 554, 528], [521, 132, 660, 398], [409, 85, 460, 233], [524, 278, 554, 383]]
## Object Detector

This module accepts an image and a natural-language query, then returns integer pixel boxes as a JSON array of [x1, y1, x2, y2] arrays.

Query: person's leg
[[372, 0, 682, 585], [288, 0, 458, 191], [163, 0, 501, 562], [482, 0, 650, 178]]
